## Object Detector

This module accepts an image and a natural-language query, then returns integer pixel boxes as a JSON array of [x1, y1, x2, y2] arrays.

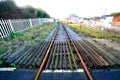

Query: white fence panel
[[11, 19, 30, 32], [0, 20, 13, 38], [31, 18, 39, 27], [0, 18, 54, 38]]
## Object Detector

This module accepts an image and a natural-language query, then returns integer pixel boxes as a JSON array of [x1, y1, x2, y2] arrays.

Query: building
[[111, 13, 120, 27]]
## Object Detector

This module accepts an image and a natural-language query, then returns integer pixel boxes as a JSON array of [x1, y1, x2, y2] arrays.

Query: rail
[[34, 23, 93, 80], [34, 26, 58, 80], [62, 24, 93, 80]]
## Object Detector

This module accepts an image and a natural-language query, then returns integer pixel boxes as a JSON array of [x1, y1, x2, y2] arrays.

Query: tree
[[0, 1, 50, 19]]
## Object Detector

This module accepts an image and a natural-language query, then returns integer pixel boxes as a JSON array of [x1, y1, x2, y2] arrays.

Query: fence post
[[29, 19, 32, 28], [9, 20, 15, 32], [0, 20, 4, 38], [0, 31, 3, 38], [2, 20, 8, 36], [6, 20, 11, 34], [39, 18, 41, 25], [41, 18, 43, 24], [1, 20, 8, 38]]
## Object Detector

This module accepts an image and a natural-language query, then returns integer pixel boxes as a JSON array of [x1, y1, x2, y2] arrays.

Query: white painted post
[[0, 31, 3, 38], [0, 20, 4, 38], [1, 20, 7, 37], [41, 18, 43, 24], [39, 18, 41, 25], [9, 20, 15, 32], [4, 20, 9, 35], [43, 18, 45, 23], [29, 19, 32, 28], [26, 20, 28, 29], [44, 18, 46, 23], [6, 20, 11, 34]]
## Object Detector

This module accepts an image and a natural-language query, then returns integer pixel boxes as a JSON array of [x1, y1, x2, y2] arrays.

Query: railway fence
[[0, 18, 54, 38]]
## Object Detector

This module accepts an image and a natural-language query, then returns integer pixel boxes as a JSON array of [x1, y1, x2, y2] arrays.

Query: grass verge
[[67, 23, 120, 38], [0, 22, 57, 55]]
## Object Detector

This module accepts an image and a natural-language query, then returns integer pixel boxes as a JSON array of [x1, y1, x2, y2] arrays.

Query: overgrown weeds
[[67, 23, 120, 39]]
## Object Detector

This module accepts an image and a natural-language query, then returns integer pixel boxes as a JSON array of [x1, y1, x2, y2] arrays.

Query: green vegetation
[[0, 60, 3, 65], [0, 22, 57, 55], [0, 1, 50, 19], [0, 59, 18, 67], [10, 63, 16, 67], [113, 65, 120, 68], [67, 23, 120, 38]]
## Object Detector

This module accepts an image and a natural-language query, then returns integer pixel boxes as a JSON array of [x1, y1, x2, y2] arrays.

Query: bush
[[9, 32, 21, 39]]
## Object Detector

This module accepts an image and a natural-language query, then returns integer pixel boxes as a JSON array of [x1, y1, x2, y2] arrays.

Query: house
[[111, 13, 120, 27], [67, 14, 80, 23]]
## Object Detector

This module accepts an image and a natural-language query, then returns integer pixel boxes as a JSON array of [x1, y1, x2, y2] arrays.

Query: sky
[[15, 0, 120, 19]]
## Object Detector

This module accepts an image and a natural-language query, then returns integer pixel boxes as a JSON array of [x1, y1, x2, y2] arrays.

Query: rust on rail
[[62, 24, 93, 80], [34, 27, 58, 80]]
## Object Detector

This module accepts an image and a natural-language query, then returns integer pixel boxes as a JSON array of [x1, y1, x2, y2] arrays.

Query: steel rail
[[34, 26, 58, 80], [62, 24, 93, 80], [45, 43, 55, 69]]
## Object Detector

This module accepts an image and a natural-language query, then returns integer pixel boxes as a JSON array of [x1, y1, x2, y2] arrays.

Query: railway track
[[34, 23, 93, 80], [0, 23, 111, 69], [0, 22, 118, 79]]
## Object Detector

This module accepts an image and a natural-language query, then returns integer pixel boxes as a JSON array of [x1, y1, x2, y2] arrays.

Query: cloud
[[15, 0, 120, 18]]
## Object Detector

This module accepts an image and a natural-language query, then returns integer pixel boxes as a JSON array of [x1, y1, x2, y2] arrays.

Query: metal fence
[[0, 18, 54, 38]]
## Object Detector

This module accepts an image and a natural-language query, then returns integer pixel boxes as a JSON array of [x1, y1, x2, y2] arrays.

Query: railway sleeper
[[78, 40, 100, 66], [80, 40, 104, 67], [26, 41, 48, 66], [88, 40, 116, 66], [35, 46, 49, 66], [82, 39, 109, 66], [32, 41, 49, 66], [75, 40, 98, 66], [81, 39, 109, 66]]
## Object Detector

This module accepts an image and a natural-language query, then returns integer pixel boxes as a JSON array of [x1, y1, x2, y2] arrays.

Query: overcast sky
[[15, 0, 120, 19]]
